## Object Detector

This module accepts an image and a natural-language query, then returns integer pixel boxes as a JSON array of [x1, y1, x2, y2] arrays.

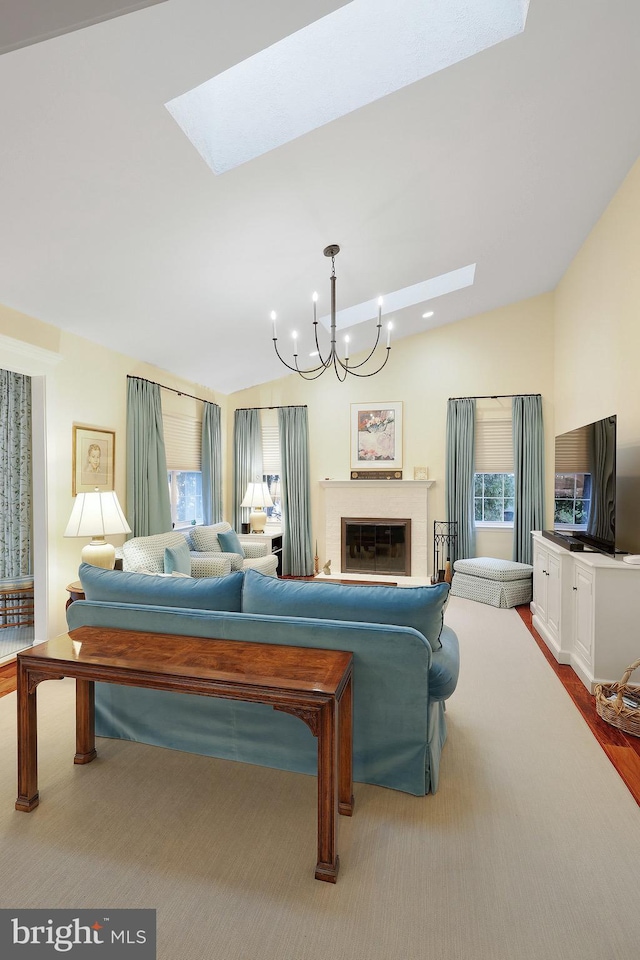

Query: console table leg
[[15, 661, 39, 811], [338, 671, 354, 816], [75, 679, 97, 764], [315, 699, 339, 882]]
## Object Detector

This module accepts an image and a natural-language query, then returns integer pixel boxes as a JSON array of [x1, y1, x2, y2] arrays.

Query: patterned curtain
[[278, 406, 313, 576], [445, 398, 476, 562], [512, 395, 545, 565], [233, 409, 262, 532], [201, 402, 223, 525], [126, 377, 172, 537], [0, 369, 32, 578]]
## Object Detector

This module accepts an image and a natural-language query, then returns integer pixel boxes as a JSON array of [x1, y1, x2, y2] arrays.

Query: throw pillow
[[164, 541, 192, 575], [217, 529, 245, 558], [79, 563, 244, 612], [242, 568, 450, 651]]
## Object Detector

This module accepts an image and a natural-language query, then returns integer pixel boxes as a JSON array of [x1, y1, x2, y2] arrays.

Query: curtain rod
[[127, 374, 216, 406], [234, 405, 308, 411], [448, 393, 541, 401]]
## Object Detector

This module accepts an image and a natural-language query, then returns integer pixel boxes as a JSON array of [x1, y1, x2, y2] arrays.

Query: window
[[261, 416, 282, 525], [475, 472, 514, 523], [554, 474, 591, 528], [554, 426, 591, 530], [167, 471, 203, 527], [474, 417, 514, 527], [164, 413, 203, 528]]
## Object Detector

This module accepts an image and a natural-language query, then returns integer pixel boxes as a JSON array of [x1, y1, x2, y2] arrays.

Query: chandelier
[[271, 245, 392, 381]]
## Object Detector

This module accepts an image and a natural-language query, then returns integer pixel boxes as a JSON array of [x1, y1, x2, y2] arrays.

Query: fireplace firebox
[[341, 518, 411, 576]]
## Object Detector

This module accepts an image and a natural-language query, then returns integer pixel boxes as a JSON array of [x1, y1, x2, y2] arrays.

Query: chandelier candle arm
[[270, 244, 393, 380]]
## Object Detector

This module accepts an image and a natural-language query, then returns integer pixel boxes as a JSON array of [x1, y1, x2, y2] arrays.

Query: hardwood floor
[[0, 660, 16, 697], [2, 609, 638, 805], [516, 604, 640, 806]]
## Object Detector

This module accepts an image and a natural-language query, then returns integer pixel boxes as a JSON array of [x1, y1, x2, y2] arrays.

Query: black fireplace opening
[[341, 518, 411, 576]]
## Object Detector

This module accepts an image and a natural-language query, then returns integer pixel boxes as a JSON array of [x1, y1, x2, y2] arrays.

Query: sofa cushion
[[217, 529, 245, 558], [242, 568, 449, 651], [453, 557, 533, 581], [188, 553, 235, 577], [189, 522, 232, 553], [79, 563, 244, 611], [164, 541, 192, 575]]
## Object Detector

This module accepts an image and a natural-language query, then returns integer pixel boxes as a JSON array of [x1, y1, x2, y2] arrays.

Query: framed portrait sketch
[[72, 425, 115, 495], [350, 402, 403, 470]]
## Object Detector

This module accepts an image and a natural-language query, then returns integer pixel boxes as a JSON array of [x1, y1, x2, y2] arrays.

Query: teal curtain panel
[[512, 394, 545, 564], [126, 377, 171, 536], [201, 401, 223, 525], [278, 405, 313, 576], [445, 398, 476, 562], [233, 408, 262, 532]]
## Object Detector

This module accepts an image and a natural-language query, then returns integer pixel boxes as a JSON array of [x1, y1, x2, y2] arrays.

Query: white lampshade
[[240, 482, 274, 510], [64, 490, 132, 569], [240, 482, 274, 533]]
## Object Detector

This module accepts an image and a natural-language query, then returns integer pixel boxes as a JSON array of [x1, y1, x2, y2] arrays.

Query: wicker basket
[[594, 658, 640, 737]]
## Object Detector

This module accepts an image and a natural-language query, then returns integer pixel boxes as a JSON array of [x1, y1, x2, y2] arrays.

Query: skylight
[[319, 264, 476, 331], [166, 0, 530, 174]]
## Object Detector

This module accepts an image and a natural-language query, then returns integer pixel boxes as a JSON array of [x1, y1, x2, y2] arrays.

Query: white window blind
[[261, 423, 281, 474], [475, 418, 513, 473], [163, 414, 202, 471], [555, 425, 590, 473]]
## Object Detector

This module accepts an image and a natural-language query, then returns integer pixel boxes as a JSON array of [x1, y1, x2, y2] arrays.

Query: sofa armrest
[[189, 550, 244, 572], [188, 555, 233, 578], [239, 540, 270, 558], [428, 625, 460, 701]]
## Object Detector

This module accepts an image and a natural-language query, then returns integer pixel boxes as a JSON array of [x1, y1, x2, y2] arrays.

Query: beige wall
[[555, 156, 640, 553], [4, 151, 637, 636], [228, 292, 556, 570], [0, 306, 227, 640]]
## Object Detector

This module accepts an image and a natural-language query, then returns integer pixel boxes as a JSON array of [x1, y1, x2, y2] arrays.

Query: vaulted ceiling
[[1, 0, 639, 393]]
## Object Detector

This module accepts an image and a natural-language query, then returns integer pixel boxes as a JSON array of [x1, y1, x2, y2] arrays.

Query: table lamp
[[240, 481, 274, 533], [64, 490, 132, 569]]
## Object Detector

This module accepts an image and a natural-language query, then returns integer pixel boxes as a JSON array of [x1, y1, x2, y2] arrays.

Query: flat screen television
[[553, 415, 617, 554]]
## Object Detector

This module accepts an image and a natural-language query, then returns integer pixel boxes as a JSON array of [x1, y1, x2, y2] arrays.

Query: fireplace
[[320, 479, 433, 578], [341, 518, 411, 576]]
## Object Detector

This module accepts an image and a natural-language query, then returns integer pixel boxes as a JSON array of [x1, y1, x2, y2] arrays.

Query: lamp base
[[81, 538, 116, 569], [249, 509, 267, 534]]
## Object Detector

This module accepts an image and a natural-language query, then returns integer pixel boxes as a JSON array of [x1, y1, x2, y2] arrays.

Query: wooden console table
[[15, 627, 354, 882]]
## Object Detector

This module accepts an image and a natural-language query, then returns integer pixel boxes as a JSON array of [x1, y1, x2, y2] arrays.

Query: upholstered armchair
[[121, 531, 233, 578], [187, 522, 278, 577]]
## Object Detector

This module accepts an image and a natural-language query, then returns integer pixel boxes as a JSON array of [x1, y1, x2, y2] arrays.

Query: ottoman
[[450, 557, 533, 608]]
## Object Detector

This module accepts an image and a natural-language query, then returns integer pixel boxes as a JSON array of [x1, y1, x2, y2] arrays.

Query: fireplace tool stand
[[432, 521, 458, 584]]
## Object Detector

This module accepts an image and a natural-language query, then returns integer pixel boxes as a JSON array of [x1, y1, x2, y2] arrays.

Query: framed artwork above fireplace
[[350, 402, 403, 470]]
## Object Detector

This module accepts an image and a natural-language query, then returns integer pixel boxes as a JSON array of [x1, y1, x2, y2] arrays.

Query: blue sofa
[[66, 565, 460, 796]]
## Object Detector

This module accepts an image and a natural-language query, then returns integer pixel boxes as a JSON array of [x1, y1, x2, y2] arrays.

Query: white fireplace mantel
[[319, 479, 435, 578], [319, 479, 435, 488]]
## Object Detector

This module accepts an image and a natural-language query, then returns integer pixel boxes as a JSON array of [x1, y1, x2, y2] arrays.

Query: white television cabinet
[[531, 531, 640, 692]]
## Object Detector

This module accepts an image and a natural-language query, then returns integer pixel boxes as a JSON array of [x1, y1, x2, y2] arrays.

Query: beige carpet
[[1, 597, 639, 960]]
